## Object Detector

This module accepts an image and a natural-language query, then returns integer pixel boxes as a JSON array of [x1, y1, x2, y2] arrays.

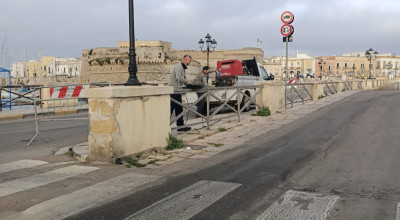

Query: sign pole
[[281, 11, 294, 110], [285, 36, 288, 110]]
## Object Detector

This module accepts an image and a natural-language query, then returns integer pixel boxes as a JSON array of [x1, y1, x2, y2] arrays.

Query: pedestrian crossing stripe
[[0, 160, 48, 174], [256, 190, 339, 220], [0, 165, 99, 197], [124, 180, 241, 220], [7, 172, 159, 220]]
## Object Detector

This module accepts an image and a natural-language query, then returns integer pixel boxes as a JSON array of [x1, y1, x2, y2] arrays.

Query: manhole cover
[[186, 145, 206, 150]]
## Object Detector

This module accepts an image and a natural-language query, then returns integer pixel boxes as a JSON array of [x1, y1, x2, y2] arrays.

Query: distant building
[[47, 58, 81, 77], [10, 56, 80, 78], [264, 52, 315, 79], [11, 62, 26, 78]]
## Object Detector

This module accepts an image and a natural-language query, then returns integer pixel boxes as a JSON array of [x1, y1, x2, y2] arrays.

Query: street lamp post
[[365, 48, 378, 79], [198, 33, 217, 67], [125, 0, 141, 85], [318, 59, 326, 80]]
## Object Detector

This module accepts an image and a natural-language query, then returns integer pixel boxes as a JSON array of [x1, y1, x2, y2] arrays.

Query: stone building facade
[[80, 41, 265, 84]]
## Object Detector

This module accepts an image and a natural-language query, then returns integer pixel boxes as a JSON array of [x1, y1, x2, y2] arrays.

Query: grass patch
[[257, 107, 271, 117], [66, 147, 75, 157], [124, 157, 147, 168], [166, 133, 185, 150], [148, 159, 159, 165], [218, 127, 228, 132], [318, 95, 325, 99], [208, 143, 224, 147]]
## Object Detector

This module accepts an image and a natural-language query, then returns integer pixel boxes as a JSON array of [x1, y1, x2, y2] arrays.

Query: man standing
[[169, 54, 193, 132], [196, 66, 211, 87], [195, 66, 211, 116]]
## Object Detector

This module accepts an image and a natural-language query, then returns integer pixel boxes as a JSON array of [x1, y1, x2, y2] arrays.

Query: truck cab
[[216, 58, 273, 87]]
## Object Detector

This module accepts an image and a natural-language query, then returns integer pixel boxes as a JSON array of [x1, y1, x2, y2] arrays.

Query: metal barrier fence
[[286, 83, 314, 108], [27, 82, 110, 145], [285, 81, 363, 109], [171, 85, 263, 130], [0, 85, 42, 111]]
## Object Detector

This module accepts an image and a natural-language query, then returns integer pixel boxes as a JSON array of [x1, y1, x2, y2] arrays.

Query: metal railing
[[286, 83, 314, 108], [171, 85, 263, 130]]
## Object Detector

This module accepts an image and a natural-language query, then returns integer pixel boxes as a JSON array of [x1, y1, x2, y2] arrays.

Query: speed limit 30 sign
[[281, 24, 293, 37]]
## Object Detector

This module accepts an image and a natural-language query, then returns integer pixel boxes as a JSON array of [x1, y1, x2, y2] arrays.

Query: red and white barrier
[[49, 85, 91, 99]]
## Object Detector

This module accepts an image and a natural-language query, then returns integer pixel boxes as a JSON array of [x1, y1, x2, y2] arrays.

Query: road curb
[[0, 114, 23, 122]]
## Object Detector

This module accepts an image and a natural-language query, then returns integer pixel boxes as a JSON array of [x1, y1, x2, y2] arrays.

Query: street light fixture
[[385, 62, 393, 78], [198, 33, 217, 66], [365, 48, 378, 79], [318, 59, 326, 80], [125, 0, 141, 85]]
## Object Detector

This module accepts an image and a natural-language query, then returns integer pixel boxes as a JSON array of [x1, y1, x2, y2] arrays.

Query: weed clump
[[166, 133, 184, 150], [257, 107, 271, 117], [218, 127, 228, 132]]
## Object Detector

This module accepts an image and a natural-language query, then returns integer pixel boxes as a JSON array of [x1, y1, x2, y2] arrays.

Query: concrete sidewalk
[[58, 91, 360, 168]]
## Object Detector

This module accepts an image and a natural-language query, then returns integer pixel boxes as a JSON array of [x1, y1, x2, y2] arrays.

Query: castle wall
[[80, 42, 265, 85]]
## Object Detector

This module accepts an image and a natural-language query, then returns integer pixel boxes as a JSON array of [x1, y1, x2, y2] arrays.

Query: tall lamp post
[[198, 33, 217, 67], [318, 59, 326, 80], [365, 48, 378, 79], [125, 0, 141, 85]]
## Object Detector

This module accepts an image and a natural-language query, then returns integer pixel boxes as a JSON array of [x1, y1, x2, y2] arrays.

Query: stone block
[[87, 86, 173, 163]]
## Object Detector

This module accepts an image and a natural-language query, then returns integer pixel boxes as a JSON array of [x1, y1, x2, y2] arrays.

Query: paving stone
[[205, 146, 226, 152], [155, 160, 175, 165], [203, 151, 221, 156], [167, 156, 186, 162], [147, 155, 170, 161], [173, 152, 194, 158], [190, 154, 212, 159], [144, 164, 160, 169]]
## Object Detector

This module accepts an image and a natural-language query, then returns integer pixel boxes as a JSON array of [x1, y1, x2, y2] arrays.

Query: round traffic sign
[[281, 11, 294, 24], [281, 24, 293, 37]]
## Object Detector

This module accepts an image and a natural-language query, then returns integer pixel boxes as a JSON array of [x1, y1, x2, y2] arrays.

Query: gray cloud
[[0, 0, 398, 67]]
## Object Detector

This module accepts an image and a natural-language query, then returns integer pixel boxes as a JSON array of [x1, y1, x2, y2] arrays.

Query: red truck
[[204, 57, 274, 111]]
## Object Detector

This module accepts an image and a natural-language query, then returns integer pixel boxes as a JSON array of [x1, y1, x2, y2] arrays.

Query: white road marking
[[7, 172, 159, 220], [0, 159, 48, 174], [396, 202, 400, 220], [125, 180, 241, 220], [0, 165, 99, 197], [256, 190, 339, 220]]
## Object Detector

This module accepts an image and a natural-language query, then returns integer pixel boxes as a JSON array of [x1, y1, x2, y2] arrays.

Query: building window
[[361, 63, 365, 69], [344, 63, 348, 69], [336, 63, 340, 68]]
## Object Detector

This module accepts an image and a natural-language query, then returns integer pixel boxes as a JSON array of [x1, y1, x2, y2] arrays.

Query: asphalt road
[[67, 90, 400, 220], [0, 113, 89, 162]]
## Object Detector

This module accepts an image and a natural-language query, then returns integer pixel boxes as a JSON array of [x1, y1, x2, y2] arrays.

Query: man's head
[[203, 66, 210, 74], [182, 54, 192, 66]]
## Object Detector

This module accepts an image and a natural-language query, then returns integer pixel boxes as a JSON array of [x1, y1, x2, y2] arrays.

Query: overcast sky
[[0, 0, 398, 67]]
